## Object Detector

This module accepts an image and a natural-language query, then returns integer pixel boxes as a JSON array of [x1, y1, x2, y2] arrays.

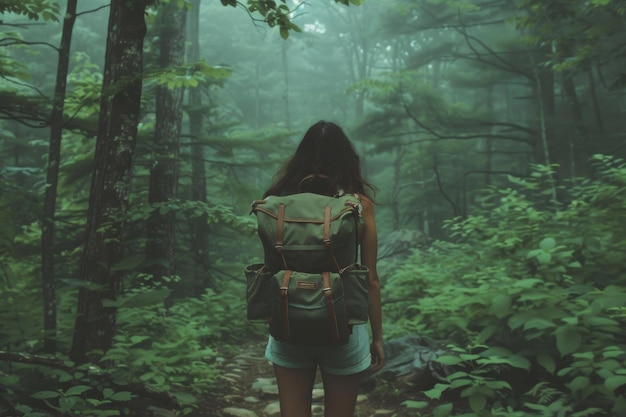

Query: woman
[[262, 121, 384, 417]]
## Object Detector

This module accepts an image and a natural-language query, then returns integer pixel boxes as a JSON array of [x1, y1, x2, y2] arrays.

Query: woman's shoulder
[[357, 194, 375, 209]]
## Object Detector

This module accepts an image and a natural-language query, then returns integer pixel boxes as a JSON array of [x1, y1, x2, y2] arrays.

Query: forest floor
[[194, 339, 439, 417]]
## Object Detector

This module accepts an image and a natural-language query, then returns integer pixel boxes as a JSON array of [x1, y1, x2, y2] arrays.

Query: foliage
[[0, 0, 60, 22], [15, 385, 133, 417], [98, 281, 254, 413], [1, 274, 258, 416], [515, 0, 626, 87], [385, 155, 626, 416], [219, 0, 362, 39]]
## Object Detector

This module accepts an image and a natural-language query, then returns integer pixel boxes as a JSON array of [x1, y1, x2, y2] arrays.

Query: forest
[[1, 0, 625, 416]]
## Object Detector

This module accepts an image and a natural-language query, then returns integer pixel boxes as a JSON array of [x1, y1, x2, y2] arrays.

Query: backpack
[[245, 191, 370, 346], [252, 192, 361, 272]]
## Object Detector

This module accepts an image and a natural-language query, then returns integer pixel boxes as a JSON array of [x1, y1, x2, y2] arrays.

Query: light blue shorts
[[264, 324, 371, 375]]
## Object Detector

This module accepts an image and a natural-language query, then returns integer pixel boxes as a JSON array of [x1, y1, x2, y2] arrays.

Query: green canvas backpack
[[246, 191, 370, 345], [251, 192, 361, 272]]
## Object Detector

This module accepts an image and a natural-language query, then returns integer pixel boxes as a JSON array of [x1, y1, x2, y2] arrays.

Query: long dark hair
[[263, 121, 375, 199]]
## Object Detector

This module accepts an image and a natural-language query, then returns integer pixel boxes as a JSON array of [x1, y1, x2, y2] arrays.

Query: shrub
[[386, 155, 626, 416]]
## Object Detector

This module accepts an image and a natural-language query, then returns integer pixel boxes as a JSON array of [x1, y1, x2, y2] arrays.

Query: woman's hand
[[370, 340, 385, 372]]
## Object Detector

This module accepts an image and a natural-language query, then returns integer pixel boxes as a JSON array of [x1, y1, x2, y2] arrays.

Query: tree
[[186, 0, 214, 291], [70, 0, 155, 363], [145, 1, 188, 290], [40, 0, 77, 355]]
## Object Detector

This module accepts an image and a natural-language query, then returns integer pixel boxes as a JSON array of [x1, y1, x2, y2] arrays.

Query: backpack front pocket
[[269, 270, 351, 346]]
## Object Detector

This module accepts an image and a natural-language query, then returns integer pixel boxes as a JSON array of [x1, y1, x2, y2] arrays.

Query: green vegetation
[[1, 0, 625, 415], [385, 156, 626, 416]]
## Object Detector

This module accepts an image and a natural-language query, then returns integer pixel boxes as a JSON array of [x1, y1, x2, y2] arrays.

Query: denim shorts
[[264, 324, 371, 375]]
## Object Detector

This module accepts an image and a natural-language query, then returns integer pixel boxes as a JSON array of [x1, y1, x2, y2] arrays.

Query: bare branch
[[75, 4, 110, 18], [0, 37, 59, 51]]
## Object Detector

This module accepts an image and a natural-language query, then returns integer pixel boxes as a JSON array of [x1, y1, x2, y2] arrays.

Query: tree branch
[[433, 154, 461, 217], [76, 4, 110, 18]]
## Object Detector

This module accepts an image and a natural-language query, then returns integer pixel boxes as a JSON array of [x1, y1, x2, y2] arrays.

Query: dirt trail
[[211, 341, 409, 417]]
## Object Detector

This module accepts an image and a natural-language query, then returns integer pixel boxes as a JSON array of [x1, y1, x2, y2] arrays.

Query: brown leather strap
[[280, 270, 292, 341], [322, 272, 340, 344], [323, 205, 342, 272], [323, 206, 331, 249], [276, 204, 287, 269]]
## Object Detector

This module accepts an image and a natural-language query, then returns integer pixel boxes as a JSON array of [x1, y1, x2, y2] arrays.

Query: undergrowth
[[385, 155, 626, 416]]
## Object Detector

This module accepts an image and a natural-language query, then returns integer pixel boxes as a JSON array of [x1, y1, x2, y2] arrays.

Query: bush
[[385, 155, 626, 416]]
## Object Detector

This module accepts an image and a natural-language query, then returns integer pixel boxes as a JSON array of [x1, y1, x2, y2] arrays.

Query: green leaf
[[109, 391, 133, 401], [556, 326, 582, 356], [605, 376, 626, 393], [130, 335, 150, 345], [102, 388, 114, 399], [514, 278, 542, 288], [288, 22, 302, 32], [537, 353, 556, 374], [424, 383, 449, 399], [491, 294, 512, 318], [401, 400, 429, 409], [469, 392, 487, 413], [537, 252, 552, 264], [58, 396, 77, 412], [584, 316, 619, 327], [433, 403, 453, 417], [485, 380, 512, 390], [435, 355, 465, 365], [449, 378, 473, 389], [31, 391, 60, 399], [506, 354, 532, 370], [524, 318, 555, 330], [65, 385, 91, 397], [567, 376, 590, 392], [539, 237, 556, 250]]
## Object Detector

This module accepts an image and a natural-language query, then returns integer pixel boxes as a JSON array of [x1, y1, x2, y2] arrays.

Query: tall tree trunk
[[70, 0, 153, 364], [390, 148, 403, 231], [145, 2, 187, 288], [41, 0, 77, 355], [187, 0, 212, 291], [281, 40, 291, 131], [528, 48, 558, 202], [561, 72, 588, 177], [587, 66, 605, 133], [254, 62, 261, 129], [484, 85, 494, 186]]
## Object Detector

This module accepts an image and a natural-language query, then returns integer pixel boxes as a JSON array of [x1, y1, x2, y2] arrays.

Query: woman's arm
[[360, 196, 384, 371]]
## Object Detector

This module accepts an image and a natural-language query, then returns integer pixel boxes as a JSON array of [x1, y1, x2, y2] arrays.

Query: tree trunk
[[587, 66, 605, 133], [528, 48, 558, 202], [484, 85, 494, 186], [390, 148, 403, 231], [561, 71, 589, 177], [281, 40, 291, 131], [145, 2, 187, 289], [70, 0, 153, 364], [187, 0, 213, 291], [41, 0, 77, 355]]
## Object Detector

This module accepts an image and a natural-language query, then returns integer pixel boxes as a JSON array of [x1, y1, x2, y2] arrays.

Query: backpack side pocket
[[245, 264, 272, 323], [341, 264, 370, 325]]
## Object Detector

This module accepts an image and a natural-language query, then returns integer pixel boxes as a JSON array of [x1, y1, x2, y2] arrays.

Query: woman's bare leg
[[320, 370, 363, 417], [273, 364, 317, 417]]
